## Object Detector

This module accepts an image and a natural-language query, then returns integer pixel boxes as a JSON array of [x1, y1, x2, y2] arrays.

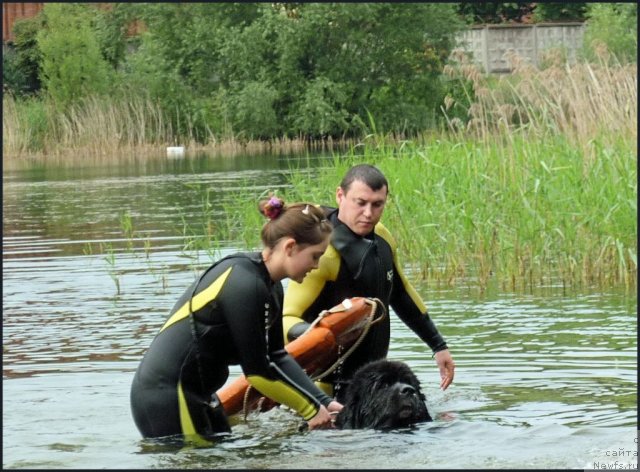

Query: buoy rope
[[240, 298, 387, 420], [311, 298, 386, 382], [242, 383, 253, 421]]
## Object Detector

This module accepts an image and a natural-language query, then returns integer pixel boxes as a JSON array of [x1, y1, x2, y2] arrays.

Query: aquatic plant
[[100, 242, 121, 295]]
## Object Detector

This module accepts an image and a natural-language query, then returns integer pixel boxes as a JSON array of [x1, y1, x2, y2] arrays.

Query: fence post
[[483, 25, 490, 74], [533, 24, 539, 67]]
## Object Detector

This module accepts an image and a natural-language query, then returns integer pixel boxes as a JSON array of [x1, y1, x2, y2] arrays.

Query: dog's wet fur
[[334, 360, 432, 430]]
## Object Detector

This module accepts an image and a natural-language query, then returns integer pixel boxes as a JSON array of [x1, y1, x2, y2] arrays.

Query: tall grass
[[442, 47, 637, 165], [224, 53, 637, 292], [2, 93, 359, 162], [3, 92, 170, 158], [267, 133, 635, 292]]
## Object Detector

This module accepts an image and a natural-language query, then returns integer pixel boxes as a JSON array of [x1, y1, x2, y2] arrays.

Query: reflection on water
[[2, 153, 637, 469]]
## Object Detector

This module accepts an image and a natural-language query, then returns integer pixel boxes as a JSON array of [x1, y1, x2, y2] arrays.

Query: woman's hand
[[307, 401, 342, 430]]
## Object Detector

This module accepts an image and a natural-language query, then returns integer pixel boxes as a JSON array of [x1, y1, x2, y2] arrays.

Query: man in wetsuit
[[283, 164, 455, 401]]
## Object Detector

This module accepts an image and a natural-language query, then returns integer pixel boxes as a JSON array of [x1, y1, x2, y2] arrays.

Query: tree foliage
[[118, 3, 464, 140], [582, 3, 637, 64], [533, 3, 588, 22], [37, 3, 113, 108], [3, 15, 45, 96], [458, 2, 588, 24], [7, 3, 466, 140], [457, 2, 536, 24]]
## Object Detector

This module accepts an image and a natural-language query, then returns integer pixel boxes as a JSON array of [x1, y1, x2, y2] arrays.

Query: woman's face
[[286, 236, 330, 283]]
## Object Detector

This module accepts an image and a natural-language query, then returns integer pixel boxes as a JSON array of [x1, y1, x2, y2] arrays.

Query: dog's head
[[334, 360, 432, 430]]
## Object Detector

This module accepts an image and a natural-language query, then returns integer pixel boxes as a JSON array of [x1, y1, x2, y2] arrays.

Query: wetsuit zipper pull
[[354, 238, 375, 279]]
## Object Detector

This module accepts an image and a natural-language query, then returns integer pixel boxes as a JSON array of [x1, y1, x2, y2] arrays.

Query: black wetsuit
[[131, 252, 332, 442], [283, 208, 448, 401]]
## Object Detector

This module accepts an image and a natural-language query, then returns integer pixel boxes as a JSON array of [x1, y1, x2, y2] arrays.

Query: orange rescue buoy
[[217, 297, 385, 417]]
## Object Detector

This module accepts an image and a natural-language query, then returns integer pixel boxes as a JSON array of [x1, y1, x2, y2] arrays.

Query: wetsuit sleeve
[[282, 246, 340, 342], [221, 265, 331, 420], [377, 224, 448, 353]]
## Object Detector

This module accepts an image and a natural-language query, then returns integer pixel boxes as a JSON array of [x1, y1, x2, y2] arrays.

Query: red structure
[[3, 3, 44, 43], [3, 3, 143, 44]]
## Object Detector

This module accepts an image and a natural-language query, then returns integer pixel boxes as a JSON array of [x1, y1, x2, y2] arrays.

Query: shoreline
[[2, 136, 361, 168]]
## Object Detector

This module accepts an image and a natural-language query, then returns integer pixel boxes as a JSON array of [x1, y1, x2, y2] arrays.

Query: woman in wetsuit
[[130, 196, 342, 442]]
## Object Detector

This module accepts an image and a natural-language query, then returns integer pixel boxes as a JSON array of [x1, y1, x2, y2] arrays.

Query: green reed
[[278, 132, 636, 292], [257, 52, 637, 292], [148, 124, 636, 293], [99, 242, 122, 295]]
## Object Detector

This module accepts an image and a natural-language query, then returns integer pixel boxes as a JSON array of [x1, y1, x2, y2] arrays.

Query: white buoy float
[[166, 146, 185, 157]]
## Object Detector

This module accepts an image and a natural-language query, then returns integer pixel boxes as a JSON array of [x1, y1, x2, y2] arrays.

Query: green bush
[[292, 77, 350, 138], [230, 82, 280, 140], [533, 3, 587, 22], [37, 3, 114, 108], [9, 3, 467, 144], [3, 48, 27, 95], [120, 3, 464, 141], [582, 3, 637, 64], [3, 15, 45, 95]]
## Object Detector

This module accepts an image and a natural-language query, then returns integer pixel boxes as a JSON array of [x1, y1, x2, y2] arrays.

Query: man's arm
[[377, 223, 455, 389]]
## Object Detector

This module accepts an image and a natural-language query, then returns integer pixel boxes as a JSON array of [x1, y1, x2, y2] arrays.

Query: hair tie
[[264, 196, 284, 220]]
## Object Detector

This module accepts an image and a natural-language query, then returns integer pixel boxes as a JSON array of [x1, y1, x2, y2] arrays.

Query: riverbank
[[2, 91, 357, 164], [4, 51, 635, 163], [3, 56, 636, 292]]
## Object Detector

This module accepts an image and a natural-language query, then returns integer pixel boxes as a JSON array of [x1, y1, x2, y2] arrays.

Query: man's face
[[336, 179, 388, 236]]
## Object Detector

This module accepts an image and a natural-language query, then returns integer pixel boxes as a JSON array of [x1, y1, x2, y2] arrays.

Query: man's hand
[[434, 349, 455, 390]]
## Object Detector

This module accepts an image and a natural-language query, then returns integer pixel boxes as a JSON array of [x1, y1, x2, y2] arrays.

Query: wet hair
[[339, 164, 389, 194], [258, 197, 333, 249]]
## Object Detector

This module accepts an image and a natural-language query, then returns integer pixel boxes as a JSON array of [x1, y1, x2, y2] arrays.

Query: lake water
[[3, 152, 637, 469]]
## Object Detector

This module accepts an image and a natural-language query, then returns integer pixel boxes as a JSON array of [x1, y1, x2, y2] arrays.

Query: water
[[3, 153, 637, 469]]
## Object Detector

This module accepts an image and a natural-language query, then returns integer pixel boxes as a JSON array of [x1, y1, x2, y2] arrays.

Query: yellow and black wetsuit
[[131, 252, 332, 442], [283, 208, 447, 400]]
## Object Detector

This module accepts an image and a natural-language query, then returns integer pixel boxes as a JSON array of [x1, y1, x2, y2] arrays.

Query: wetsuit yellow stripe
[[177, 381, 197, 436], [314, 380, 333, 396], [247, 375, 319, 420], [177, 381, 211, 446], [375, 222, 427, 312], [160, 266, 233, 333]]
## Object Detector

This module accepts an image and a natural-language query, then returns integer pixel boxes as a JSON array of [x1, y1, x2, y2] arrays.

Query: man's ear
[[336, 186, 344, 204]]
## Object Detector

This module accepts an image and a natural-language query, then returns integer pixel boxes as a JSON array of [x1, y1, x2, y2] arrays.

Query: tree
[[3, 15, 45, 95], [37, 3, 113, 107], [93, 3, 138, 70], [457, 3, 536, 24], [120, 3, 465, 139], [262, 3, 465, 135], [533, 3, 587, 22]]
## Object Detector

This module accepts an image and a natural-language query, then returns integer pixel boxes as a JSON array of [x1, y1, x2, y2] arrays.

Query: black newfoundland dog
[[334, 360, 432, 430]]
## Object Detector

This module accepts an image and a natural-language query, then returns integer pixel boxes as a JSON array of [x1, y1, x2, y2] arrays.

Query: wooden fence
[[3, 3, 43, 43]]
